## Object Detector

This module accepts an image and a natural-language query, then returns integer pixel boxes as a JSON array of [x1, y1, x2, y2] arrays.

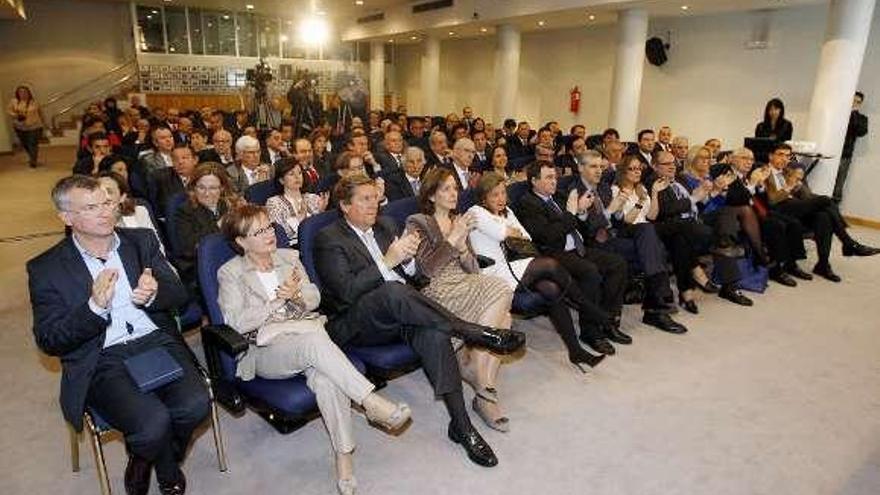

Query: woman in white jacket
[[468, 172, 605, 372]]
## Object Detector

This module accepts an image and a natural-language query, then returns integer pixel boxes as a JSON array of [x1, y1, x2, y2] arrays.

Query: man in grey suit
[[225, 135, 274, 194]]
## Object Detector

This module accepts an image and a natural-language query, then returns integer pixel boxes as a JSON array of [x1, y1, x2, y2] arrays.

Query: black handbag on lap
[[500, 237, 539, 262]]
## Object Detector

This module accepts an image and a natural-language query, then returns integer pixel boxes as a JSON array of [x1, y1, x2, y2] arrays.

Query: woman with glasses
[[218, 204, 410, 495], [174, 162, 243, 295]]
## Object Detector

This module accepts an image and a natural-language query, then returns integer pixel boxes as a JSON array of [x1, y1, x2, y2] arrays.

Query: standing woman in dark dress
[[7, 86, 44, 168], [755, 98, 794, 143]]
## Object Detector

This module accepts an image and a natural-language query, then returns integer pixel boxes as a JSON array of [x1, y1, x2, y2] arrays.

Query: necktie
[[410, 179, 420, 195], [546, 199, 586, 256], [307, 167, 318, 185]]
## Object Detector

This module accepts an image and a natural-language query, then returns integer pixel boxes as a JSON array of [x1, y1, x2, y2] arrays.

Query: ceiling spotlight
[[222, 14, 230, 20], [588, 14, 596, 21], [410, 35, 418, 40], [448, 31, 455, 35], [280, 34, 288, 42], [480, 27, 488, 33], [388, 39, 394, 43], [537, 20, 545, 27], [299, 16, 330, 45], [681, 5, 689, 10], [245, 4, 254, 10], [151, 9, 158, 14], [355, 0, 364, 4]]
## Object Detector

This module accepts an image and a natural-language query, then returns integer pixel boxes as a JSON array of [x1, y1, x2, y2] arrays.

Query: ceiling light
[[355, 0, 364, 4], [410, 35, 418, 40], [299, 17, 330, 45], [537, 20, 545, 27], [588, 14, 596, 21], [280, 34, 288, 42], [151, 9, 158, 14], [448, 31, 455, 35], [681, 5, 689, 10], [245, 4, 254, 10], [222, 14, 230, 20], [480, 27, 488, 33], [388, 39, 394, 42], [146, 14, 152, 19]]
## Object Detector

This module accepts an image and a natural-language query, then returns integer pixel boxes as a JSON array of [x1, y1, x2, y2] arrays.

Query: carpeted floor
[[1, 147, 879, 495]]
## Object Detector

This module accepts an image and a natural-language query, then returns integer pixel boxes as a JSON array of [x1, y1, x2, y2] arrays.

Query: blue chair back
[[297, 210, 340, 287], [245, 180, 280, 206], [197, 234, 236, 326], [164, 192, 188, 260], [384, 197, 418, 230], [457, 188, 477, 213], [506, 181, 531, 209]]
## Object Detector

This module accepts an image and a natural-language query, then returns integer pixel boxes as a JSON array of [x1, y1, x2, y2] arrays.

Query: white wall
[[0, 0, 134, 121], [394, 4, 880, 220]]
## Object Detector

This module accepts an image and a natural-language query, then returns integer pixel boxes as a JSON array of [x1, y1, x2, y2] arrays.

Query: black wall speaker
[[645, 37, 668, 66]]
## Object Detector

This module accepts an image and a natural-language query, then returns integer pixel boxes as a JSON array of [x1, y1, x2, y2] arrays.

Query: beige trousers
[[251, 328, 374, 453]]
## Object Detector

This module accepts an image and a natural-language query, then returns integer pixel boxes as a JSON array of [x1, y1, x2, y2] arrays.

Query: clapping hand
[[385, 230, 421, 269], [652, 177, 670, 193], [566, 189, 579, 214], [92, 268, 118, 309], [449, 212, 477, 250], [131, 268, 157, 306], [577, 192, 595, 214], [275, 268, 303, 302]]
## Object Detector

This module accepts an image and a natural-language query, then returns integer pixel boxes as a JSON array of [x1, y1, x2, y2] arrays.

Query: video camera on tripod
[[246, 58, 273, 101]]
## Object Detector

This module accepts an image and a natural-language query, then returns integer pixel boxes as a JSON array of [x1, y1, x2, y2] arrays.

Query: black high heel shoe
[[678, 294, 699, 314], [568, 349, 606, 373]]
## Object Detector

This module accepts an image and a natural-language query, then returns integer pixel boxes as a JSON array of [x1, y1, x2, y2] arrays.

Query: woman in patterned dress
[[405, 167, 515, 433]]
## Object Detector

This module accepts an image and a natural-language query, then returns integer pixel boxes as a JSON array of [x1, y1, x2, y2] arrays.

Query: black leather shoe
[[604, 325, 632, 345], [642, 312, 688, 334], [447, 422, 498, 467], [678, 294, 699, 315], [769, 270, 797, 287], [578, 335, 616, 355], [812, 263, 842, 283], [842, 242, 880, 257], [695, 280, 720, 294], [124, 455, 152, 495], [718, 287, 753, 306], [786, 264, 813, 280], [460, 327, 526, 355]]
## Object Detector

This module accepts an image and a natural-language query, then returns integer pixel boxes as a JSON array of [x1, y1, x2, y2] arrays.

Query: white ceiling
[[82, 0, 828, 42]]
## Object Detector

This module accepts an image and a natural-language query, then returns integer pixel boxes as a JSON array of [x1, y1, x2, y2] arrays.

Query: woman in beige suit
[[217, 204, 410, 495]]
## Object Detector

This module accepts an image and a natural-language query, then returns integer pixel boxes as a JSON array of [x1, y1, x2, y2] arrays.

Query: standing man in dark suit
[[385, 146, 426, 201], [515, 161, 627, 354], [314, 174, 524, 468], [833, 91, 869, 203], [28, 175, 209, 495]]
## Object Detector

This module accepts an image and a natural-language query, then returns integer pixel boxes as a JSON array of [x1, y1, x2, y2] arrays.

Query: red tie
[[307, 167, 318, 184]]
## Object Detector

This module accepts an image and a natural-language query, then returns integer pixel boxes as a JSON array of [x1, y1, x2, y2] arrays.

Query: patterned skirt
[[421, 262, 512, 325]]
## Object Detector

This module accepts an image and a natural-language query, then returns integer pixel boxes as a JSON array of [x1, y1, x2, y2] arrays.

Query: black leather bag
[[500, 237, 539, 262]]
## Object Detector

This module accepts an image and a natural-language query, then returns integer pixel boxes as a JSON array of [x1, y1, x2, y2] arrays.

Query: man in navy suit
[[28, 175, 209, 495]]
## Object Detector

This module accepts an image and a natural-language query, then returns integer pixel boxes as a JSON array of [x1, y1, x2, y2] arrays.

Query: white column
[[369, 41, 385, 111], [493, 24, 521, 126], [804, 0, 875, 195], [608, 9, 649, 141], [420, 35, 440, 115]]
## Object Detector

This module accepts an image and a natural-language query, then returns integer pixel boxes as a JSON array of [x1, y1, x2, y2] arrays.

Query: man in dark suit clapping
[[28, 175, 209, 495]]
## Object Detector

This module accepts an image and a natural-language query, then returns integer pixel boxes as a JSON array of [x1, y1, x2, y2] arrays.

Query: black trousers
[[602, 224, 673, 308], [655, 219, 740, 290], [329, 282, 462, 398], [15, 128, 41, 165], [86, 330, 210, 483], [775, 197, 849, 265], [762, 211, 807, 267], [552, 248, 627, 316], [833, 157, 853, 203]]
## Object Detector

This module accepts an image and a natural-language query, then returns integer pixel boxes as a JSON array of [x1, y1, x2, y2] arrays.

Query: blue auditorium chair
[[244, 179, 280, 206], [297, 210, 421, 380], [382, 197, 418, 227], [161, 192, 203, 330], [197, 231, 365, 433]]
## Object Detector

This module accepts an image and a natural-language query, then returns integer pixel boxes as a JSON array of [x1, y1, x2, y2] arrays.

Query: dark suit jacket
[[147, 167, 186, 216], [653, 182, 694, 223], [507, 137, 534, 159], [375, 150, 404, 172], [515, 190, 581, 255], [174, 200, 227, 282], [314, 216, 415, 345], [384, 167, 419, 201], [27, 228, 188, 430], [755, 119, 793, 143], [473, 150, 491, 172], [560, 178, 614, 245]]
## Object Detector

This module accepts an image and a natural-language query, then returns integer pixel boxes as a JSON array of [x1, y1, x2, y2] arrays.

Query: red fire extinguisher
[[570, 86, 581, 114]]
